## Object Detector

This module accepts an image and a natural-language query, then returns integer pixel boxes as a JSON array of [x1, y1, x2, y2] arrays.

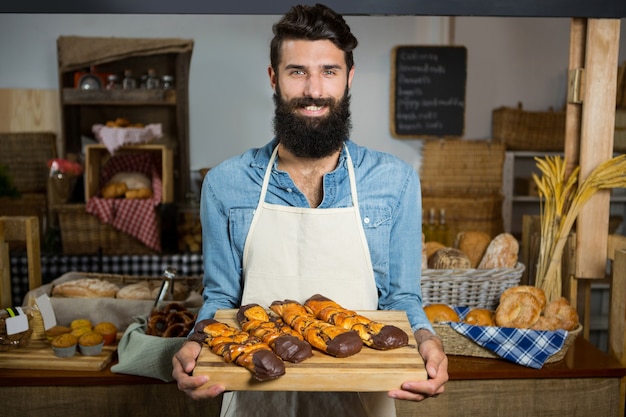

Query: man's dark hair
[[270, 3, 358, 74]]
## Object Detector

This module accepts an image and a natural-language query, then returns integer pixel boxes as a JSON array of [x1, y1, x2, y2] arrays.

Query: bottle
[[153, 267, 177, 307], [146, 68, 160, 90], [122, 69, 137, 90], [424, 208, 437, 242], [436, 208, 449, 246]]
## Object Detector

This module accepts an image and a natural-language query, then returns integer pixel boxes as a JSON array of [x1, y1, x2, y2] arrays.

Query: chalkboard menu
[[391, 45, 467, 138]]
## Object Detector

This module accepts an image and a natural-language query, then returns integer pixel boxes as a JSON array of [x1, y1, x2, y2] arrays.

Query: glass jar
[[161, 75, 175, 90], [146, 68, 161, 90], [122, 69, 137, 90], [106, 74, 121, 90], [0, 306, 35, 351]]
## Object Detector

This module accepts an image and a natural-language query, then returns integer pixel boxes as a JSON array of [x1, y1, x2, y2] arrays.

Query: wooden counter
[[1, 337, 624, 417]]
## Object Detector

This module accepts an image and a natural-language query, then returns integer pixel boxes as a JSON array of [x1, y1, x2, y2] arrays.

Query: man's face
[[269, 40, 355, 158]]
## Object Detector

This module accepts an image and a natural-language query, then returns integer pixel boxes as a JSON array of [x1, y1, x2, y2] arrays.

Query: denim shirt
[[197, 139, 433, 334]]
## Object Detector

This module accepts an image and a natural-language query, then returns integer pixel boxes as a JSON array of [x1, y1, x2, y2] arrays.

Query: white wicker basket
[[421, 262, 525, 310]]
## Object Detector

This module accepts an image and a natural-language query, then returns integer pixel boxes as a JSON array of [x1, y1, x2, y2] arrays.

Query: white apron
[[220, 145, 396, 417]]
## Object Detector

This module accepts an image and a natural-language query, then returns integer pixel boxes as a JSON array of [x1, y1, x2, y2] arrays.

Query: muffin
[[51, 333, 78, 358], [93, 322, 118, 346], [45, 325, 71, 343], [78, 332, 104, 356], [70, 326, 93, 339], [70, 319, 93, 330]]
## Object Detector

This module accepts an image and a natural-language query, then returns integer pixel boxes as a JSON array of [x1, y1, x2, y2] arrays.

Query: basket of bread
[[421, 231, 525, 310], [425, 285, 582, 368]]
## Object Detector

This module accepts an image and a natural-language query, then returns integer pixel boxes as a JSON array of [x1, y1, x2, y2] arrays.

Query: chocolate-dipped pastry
[[304, 294, 409, 350], [237, 304, 313, 363], [199, 319, 285, 381], [270, 299, 363, 358]]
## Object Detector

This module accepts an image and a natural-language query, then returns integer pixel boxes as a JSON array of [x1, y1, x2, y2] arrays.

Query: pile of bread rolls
[[424, 285, 579, 331], [423, 231, 518, 270]]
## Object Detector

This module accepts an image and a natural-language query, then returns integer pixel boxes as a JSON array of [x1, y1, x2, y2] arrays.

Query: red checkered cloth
[[86, 152, 162, 252]]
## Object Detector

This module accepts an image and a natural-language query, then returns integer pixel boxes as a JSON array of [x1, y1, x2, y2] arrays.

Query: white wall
[[0, 14, 624, 179]]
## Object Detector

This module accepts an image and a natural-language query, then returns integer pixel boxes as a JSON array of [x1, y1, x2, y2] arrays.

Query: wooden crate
[[84, 144, 173, 203]]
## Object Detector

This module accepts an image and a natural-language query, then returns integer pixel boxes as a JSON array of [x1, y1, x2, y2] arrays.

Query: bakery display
[[270, 299, 363, 358], [237, 304, 313, 363], [193, 318, 286, 381], [304, 294, 409, 350]]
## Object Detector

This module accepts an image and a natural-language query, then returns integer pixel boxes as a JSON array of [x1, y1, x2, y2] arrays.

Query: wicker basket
[[434, 322, 582, 364], [56, 204, 157, 255], [420, 139, 505, 196], [492, 103, 565, 151], [421, 262, 525, 310]]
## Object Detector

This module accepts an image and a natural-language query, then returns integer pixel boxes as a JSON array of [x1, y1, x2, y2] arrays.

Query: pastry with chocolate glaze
[[304, 294, 409, 350], [193, 319, 285, 381], [237, 304, 313, 363], [270, 299, 363, 358]]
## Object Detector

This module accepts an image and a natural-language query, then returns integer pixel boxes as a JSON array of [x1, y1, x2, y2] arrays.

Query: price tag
[[36, 294, 57, 330], [5, 307, 28, 335]]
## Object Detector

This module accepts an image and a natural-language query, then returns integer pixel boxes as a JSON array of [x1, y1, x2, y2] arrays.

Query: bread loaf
[[116, 281, 152, 300], [424, 241, 446, 260], [455, 231, 491, 268], [477, 233, 519, 269], [52, 278, 120, 298], [428, 247, 471, 269]]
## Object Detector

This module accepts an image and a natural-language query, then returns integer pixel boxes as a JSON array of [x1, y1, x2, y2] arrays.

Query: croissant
[[269, 299, 362, 358], [304, 294, 409, 350], [237, 304, 313, 363], [192, 319, 285, 381]]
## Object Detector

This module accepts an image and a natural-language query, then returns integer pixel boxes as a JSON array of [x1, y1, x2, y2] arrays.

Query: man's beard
[[272, 89, 352, 159]]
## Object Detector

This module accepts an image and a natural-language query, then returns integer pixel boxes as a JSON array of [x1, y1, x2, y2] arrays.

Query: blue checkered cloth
[[447, 306, 568, 369]]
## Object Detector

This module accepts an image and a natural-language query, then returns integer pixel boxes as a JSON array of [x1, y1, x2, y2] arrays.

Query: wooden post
[[576, 19, 620, 281]]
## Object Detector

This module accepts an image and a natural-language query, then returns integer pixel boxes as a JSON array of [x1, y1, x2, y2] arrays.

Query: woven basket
[[434, 322, 582, 364], [421, 263, 525, 310], [56, 204, 157, 255], [492, 103, 565, 151], [420, 139, 505, 196]]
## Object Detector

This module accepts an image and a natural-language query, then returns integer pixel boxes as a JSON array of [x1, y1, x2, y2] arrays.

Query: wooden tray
[[0, 339, 116, 371], [193, 309, 425, 392]]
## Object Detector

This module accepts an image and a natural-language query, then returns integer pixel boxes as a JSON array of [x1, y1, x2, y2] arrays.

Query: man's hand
[[388, 329, 448, 401], [172, 340, 225, 400]]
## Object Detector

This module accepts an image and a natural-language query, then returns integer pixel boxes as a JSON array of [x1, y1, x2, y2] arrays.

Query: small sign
[[390, 45, 467, 138], [5, 307, 28, 335]]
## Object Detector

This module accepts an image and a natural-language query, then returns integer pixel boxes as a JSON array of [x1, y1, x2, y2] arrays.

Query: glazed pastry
[[237, 304, 313, 363], [193, 319, 285, 382], [424, 304, 460, 324], [304, 294, 409, 350], [464, 308, 495, 326], [270, 299, 363, 358]]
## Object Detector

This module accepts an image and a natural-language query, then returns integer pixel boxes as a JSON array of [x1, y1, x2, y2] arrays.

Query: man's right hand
[[172, 340, 226, 400]]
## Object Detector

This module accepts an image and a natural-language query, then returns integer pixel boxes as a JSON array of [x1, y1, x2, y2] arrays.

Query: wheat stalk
[[533, 154, 626, 302]]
